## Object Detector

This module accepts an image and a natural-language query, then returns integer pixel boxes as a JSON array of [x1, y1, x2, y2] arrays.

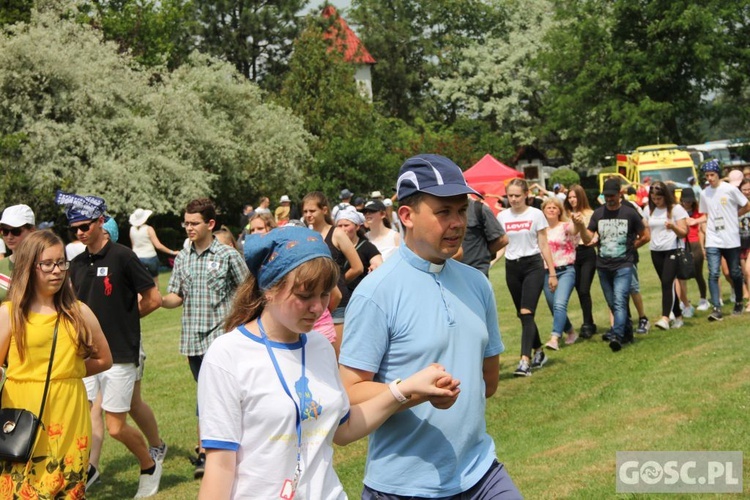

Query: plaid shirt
[[167, 238, 248, 356]]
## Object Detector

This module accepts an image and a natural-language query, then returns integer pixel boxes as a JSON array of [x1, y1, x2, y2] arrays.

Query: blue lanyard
[[257, 317, 305, 484]]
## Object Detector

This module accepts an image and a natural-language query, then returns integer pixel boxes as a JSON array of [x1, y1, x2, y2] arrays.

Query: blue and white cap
[[396, 154, 481, 201], [701, 159, 721, 174]]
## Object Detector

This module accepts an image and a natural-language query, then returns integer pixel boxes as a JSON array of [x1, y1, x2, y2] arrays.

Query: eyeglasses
[[37, 260, 70, 273], [0, 227, 24, 237], [181, 221, 204, 228]]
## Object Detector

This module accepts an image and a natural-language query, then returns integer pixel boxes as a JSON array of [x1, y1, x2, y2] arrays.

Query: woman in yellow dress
[[0, 230, 112, 499]]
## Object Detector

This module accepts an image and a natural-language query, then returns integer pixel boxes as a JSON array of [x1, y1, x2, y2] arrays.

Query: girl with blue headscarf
[[197, 226, 458, 500]]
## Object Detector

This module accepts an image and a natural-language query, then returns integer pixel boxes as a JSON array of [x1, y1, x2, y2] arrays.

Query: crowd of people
[[0, 154, 748, 498]]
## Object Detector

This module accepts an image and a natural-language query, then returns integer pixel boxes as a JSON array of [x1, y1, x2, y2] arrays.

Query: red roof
[[322, 6, 376, 65]]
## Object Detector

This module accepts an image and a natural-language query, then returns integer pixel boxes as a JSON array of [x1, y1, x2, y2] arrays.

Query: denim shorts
[[139, 256, 160, 278]]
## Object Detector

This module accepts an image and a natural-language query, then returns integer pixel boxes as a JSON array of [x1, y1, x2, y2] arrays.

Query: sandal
[[565, 331, 579, 345], [545, 337, 560, 351]]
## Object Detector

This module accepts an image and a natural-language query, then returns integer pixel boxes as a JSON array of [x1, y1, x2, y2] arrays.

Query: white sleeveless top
[[130, 225, 157, 258], [367, 229, 400, 261]]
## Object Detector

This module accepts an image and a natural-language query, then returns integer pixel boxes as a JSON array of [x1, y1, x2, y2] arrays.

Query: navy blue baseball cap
[[396, 154, 481, 201]]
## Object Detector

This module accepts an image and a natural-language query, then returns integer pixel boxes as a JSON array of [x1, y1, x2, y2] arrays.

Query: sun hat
[[363, 200, 386, 212], [370, 191, 384, 199], [0, 204, 35, 227], [396, 154, 480, 201], [244, 226, 332, 290], [601, 178, 622, 196], [55, 191, 107, 224], [728, 170, 744, 187], [279, 195, 291, 203], [334, 206, 365, 226], [129, 208, 153, 227]]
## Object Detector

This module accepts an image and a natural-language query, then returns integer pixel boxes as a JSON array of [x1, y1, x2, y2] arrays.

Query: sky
[[305, 0, 352, 15]]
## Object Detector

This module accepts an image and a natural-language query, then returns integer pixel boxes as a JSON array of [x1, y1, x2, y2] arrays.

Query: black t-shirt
[[347, 239, 381, 293], [588, 203, 644, 271], [461, 200, 505, 276], [69, 241, 155, 364]]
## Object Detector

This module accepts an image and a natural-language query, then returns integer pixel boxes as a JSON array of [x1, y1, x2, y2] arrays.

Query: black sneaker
[[732, 303, 744, 316], [609, 338, 622, 352], [636, 317, 650, 334], [580, 323, 597, 339], [192, 452, 206, 479], [513, 359, 532, 377], [85, 464, 100, 491], [531, 350, 547, 369], [602, 328, 613, 342], [708, 307, 723, 322]]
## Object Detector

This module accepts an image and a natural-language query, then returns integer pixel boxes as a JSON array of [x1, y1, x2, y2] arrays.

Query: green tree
[[349, 0, 502, 122], [0, 0, 33, 26], [0, 12, 310, 219], [279, 21, 397, 196], [432, 0, 554, 145], [539, 0, 733, 167], [79, 0, 194, 69], [191, 0, 305, 89]]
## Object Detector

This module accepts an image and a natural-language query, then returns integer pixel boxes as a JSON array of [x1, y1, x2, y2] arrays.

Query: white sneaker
[[149, 441, 168, 464], [671, 318, 684, 328], [134, 461, 162, 498], [654, 318, 670, 330], [682, 305, 695, 318], [697, 299, 710, 311]]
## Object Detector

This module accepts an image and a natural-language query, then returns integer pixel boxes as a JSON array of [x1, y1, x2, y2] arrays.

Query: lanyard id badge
[[257, 318, 306, 500]]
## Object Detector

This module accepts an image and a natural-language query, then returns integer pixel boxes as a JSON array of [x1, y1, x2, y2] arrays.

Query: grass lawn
[[91, 247, 749, 499]]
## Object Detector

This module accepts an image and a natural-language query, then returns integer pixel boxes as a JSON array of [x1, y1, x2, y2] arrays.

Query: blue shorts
[[332, 306, 346, 324], [361, 460, 522, 499], [139, 256, 160, 278]]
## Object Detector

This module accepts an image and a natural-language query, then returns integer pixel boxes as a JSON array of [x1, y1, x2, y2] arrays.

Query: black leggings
[[689, 241, 708, 299], [506, 255, 544, 357], [574, 245, 597, 325], [651, 249, 681, 318]]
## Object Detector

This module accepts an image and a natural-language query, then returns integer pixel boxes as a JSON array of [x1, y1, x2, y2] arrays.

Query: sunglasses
[[69, 222, 95, 234], [0, 227, 24, 237]]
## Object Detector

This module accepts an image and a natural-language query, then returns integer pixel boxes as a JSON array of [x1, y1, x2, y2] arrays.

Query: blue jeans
[[706, 247, 743, 308], [543, 265, 576, 336], [597, 266, 633, 341]]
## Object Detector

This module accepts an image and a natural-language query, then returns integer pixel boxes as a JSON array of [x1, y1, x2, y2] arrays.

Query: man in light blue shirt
[[340, 154, 521, 499]]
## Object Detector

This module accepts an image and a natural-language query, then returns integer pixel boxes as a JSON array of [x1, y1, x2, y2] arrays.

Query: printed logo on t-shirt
[[103, 275, 113, 296], [295, 376, 322, 421], [96, 267, 108, 276], [598, 219, 629, 259], [505, 220, 532, 232]]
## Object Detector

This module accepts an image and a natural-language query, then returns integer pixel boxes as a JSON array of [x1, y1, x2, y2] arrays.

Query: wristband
[[388, 379, 410, 404]]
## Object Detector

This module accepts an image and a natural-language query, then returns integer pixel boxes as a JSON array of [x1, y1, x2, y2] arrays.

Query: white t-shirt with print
[[496, 207, 548, 260], [700, 181, 749, 248], [644, 204, 688, 251], [198, 327, 349, 500]]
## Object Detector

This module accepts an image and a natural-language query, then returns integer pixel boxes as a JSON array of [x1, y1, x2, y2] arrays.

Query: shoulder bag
[[675, 238, 695, 280], [0, 316, 59, 463]]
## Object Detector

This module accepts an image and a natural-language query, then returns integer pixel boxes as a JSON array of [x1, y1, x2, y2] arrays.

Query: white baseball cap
[[0, 205, 35, 228]]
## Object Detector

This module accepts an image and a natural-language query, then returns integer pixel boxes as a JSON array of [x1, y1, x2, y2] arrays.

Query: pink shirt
[[313, 309, 337, 344], [546, 221, 577, 268]]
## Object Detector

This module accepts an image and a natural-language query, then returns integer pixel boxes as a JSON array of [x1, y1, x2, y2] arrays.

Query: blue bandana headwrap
[[701, 159, 721, 174], [103, 217, 119, 242], [244, 226, 332, 290], [54, 191, 107, 224]]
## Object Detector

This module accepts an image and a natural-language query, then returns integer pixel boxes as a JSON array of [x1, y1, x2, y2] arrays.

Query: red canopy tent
[[463, 154, 524, 215]]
